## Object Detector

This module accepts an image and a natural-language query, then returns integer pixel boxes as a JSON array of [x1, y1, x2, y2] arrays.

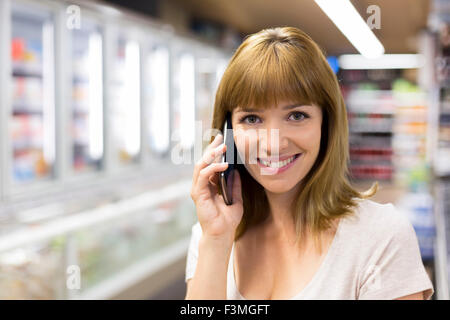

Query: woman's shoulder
[[342, 198, 415, 242]]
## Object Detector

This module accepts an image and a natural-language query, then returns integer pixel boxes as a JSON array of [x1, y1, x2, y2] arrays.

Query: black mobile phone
[[219, 112, 237, 205]]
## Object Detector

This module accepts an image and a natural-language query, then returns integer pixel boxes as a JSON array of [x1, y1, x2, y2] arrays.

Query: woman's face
[[231, 100, 323, 194]]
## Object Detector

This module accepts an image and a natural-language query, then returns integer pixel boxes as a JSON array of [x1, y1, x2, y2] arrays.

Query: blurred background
[[0, 0, 449, 300]]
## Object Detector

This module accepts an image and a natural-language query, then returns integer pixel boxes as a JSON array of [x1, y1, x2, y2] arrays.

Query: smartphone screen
[[219, 112, 236, 205]]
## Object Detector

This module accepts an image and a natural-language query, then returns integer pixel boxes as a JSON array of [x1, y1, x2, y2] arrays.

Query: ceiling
[[174, 0, 431, 55]]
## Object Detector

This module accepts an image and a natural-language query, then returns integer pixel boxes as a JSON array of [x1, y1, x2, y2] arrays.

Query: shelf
[[12, 64, 43, 78], [13, 107, 43, 116], [13, 145, 43, 153]]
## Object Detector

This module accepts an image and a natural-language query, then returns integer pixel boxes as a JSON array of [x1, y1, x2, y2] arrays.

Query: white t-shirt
[[185, 199, 434, 300]]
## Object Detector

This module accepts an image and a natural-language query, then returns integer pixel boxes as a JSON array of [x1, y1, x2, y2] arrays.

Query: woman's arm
[[395, 292, 424, 300], [185, 235, 233, 300]]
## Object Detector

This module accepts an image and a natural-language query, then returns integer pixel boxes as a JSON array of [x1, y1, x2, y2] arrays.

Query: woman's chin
[[258, 180, 300, 194]]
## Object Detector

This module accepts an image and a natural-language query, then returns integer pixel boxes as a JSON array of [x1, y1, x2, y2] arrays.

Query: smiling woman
[[186, 26, 434, 300], [211, 27, 371, 248]]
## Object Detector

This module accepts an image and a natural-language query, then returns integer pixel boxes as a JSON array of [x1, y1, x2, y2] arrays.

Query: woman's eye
[[240, 115, 261, 124], [289, 111, 307, 121], [239, 112, 308, 124]]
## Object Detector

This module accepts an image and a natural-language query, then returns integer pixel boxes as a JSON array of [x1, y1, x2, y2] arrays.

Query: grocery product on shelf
[[10, 5, 55, 183], [345, 89, 395, 181]]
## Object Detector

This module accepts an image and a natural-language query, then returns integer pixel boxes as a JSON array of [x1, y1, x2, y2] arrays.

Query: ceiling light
[[339, 54, 425, 69], [314, 0, 385, 58]]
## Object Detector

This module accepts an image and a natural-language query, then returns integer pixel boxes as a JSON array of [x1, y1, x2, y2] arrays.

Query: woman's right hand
[[190, 133, 244, 243]]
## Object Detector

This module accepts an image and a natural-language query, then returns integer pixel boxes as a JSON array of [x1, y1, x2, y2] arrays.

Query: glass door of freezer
[[10, 3, 56, 184], [196, 49, 222, 137], [172, 49, 196, 153], [69, 19, 104, 173], [145, 44, 170, 157], [110, 35, 141, 166]]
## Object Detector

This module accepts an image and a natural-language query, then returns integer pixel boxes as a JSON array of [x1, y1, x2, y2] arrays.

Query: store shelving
[[429, 6, 450, 298], [10, 2, 56, 184], [345, 89, 396, 181], [341, 56, 439, 296]]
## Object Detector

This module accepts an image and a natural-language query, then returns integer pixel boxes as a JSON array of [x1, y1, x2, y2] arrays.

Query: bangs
[[223, 42, 323, 111]]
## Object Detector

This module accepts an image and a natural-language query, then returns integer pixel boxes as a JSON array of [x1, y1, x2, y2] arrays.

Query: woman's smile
[[257, 153, 302, 175]]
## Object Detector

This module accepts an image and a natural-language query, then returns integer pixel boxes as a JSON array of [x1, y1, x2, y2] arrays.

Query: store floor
[[148, 275, 186, 300]]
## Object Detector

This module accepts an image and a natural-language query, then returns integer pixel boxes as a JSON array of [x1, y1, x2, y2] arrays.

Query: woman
[[185, 27, 433, 300]]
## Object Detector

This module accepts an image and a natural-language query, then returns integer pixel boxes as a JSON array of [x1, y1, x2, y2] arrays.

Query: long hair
[[210, 27, 377, 252]]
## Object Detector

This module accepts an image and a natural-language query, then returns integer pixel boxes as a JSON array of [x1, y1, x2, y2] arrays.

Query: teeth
[[260, 155, 297, 168]]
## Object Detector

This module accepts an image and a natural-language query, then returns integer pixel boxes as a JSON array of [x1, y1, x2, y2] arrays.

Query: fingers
[[207, 133, 224, 151], [193, 134, 226, 186], [192, 162, 228, 201], [208, 172, 219, 186], [201, 138, 225, 165]]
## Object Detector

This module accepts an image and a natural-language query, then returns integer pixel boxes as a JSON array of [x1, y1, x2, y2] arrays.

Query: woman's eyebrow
[[236, 104, 311, 113]]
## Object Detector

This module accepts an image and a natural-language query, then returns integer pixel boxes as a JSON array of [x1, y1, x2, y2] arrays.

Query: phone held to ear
[[219, 112, 239, 205]]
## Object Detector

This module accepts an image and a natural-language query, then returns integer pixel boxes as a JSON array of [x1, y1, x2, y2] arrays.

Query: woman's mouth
[[257, 153, 302, 174]]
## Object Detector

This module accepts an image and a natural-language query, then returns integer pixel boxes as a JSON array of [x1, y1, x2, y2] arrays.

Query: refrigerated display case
[[195, 46, 218, 136], [69, 18, 104, 173], [10, 1, 56, 184], [194, 46, 229, 148], [145, 39, 171, 158], [0, 179, 195, 299], [0, 0, 230, 300], [172, 40, 196, 154], [110, 32, 141, 166]]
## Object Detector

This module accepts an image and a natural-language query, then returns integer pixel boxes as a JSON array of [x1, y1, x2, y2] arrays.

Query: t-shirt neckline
[[230, 217, 344, 300]]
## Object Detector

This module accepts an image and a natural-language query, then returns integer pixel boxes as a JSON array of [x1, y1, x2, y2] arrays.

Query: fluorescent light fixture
[[179, 53, 195, 150], [148, 46, 170, 153], [124, 40, 141, 157], [42, 21, 55, 165], [339, 54, 425, 69], [87, 32, 103, 160], [314, 0, 384, 58]]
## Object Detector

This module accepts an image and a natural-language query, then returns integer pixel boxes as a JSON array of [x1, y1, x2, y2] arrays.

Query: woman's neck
[[263, 183, 302, 239]]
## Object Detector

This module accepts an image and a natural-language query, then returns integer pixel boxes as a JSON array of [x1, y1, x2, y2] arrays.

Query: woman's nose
[[258, 125, 289, 156]]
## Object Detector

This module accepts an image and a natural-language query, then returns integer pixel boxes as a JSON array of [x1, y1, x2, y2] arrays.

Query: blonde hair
[[210, 27, 377, 252]]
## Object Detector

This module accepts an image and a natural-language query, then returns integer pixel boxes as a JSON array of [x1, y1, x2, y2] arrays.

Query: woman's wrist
[[200, 233, 234, 253]]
